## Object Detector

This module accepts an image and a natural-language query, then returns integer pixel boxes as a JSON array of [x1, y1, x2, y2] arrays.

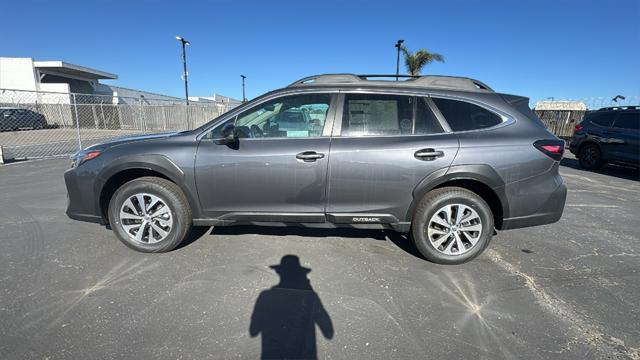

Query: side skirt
[[192, 212, 411, 233]]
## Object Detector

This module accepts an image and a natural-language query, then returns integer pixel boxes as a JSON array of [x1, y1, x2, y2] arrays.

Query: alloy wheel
[[119, 193, 173, 244], [426, 204, 483, 256], [582, 146, 598, 166]]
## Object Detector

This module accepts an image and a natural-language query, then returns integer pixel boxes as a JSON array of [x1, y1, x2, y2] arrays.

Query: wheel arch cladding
[[408, 165, 508, 229], [97, 155, 198, 221], [577, 140, 601, 156]]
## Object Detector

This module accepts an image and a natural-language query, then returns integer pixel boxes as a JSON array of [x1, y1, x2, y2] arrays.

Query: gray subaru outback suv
[[64, 74, 567, 264]]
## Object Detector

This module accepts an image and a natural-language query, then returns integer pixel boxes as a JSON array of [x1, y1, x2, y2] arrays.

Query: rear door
[[326, 92, 459, 223], [610, 111, 640, 165]]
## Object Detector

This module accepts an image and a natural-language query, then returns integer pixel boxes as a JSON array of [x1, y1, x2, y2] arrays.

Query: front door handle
[[415, 149, 444, 161], [296, 151, 325, 162]]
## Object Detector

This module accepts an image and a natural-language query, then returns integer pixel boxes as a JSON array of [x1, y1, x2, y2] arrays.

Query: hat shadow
[[249, 255, 334, 359]]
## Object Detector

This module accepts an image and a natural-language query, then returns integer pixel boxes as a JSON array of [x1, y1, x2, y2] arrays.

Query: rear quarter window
[[613, 112, 640, 130], [587, 112, 616, 127], [431, 98, 503, 131]]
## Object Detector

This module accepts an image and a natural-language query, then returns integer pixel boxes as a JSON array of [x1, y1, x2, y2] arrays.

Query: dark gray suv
[[64, 74, 567, 264], [569, 106, 640, 169]]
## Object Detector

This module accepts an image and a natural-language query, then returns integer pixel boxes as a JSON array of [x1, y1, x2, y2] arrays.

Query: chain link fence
[[532, 96, 639, 138], [2, 89, 638, 161], [0, 88, 237, 160]]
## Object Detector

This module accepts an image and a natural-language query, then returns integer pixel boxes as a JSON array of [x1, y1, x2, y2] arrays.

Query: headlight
[[70, 150, 101, 168]]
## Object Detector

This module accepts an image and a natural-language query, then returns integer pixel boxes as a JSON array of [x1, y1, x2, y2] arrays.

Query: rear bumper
[[501, 181, 567, 230]]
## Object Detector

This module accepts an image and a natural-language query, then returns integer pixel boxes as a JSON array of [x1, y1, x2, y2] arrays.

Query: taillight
[[574, 124, 584, 133], [534, 140, 564, 161]]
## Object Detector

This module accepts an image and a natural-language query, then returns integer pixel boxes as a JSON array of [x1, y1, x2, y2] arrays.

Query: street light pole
[[241, 75, 247, 102], [395, 39, 404, 81], [176, 36, 191, 105]]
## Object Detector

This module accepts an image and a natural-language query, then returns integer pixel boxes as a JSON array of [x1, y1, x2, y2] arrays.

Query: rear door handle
[[296, 151, 325, 162], [415, 149, 444, 161]]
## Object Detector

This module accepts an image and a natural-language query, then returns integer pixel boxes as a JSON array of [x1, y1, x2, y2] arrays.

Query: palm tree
[[400, 46, 445, 76]]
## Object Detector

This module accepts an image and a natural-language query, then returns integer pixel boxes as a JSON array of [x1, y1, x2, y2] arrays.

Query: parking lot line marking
[[486, 249, 638, 359], [561, 173, 599, 183], [565, 204, 619, 208]]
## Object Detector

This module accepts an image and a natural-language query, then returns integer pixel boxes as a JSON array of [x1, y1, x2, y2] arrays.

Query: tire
[[108, 176, 192, 252], [411, 187, 494, 265], [578, 143, 603, 170]]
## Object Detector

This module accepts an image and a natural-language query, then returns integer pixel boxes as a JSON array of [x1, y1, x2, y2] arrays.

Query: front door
[[195, 93, 337, 220]]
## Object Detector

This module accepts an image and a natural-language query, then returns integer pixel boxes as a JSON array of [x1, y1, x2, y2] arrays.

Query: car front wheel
[[411, 187, 494, 264], [108, 176, 192, 252]]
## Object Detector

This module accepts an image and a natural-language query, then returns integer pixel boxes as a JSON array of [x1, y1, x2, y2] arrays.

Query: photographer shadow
[[249, 255, 334, 359]]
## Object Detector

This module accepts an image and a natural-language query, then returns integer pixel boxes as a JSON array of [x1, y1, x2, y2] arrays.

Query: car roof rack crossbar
[[287, 73, 494, 92]]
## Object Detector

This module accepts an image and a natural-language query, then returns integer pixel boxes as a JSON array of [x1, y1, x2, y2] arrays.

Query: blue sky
[[2, 0, 638, 103]]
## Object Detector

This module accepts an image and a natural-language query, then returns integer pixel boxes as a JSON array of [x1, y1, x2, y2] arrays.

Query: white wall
[[0, 57, 38, 91]]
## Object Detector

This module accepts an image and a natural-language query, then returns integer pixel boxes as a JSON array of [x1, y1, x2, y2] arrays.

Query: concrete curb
[[0, 145, 15, 164]]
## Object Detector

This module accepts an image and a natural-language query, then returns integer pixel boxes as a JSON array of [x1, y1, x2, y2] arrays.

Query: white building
[[190, 93, 242, 112], [0, 57, 239, 106], [0, 57, 117, 95], [0, 57, 239, 130]]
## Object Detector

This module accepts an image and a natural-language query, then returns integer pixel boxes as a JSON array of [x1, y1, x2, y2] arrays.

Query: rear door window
[[431, 98, 503, 131], [340, 94, 443, 136], [588, 112, 615, 127], [612, 112, 640, 130]]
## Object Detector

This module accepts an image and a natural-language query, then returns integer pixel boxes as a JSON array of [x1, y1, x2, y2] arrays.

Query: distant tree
[[400, 46, 445, 76]]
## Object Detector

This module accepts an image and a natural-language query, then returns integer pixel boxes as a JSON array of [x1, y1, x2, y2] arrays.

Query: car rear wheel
[[411, 187, 494, 264], [578, 143, 603, 170], [108, 176, 192, 252]]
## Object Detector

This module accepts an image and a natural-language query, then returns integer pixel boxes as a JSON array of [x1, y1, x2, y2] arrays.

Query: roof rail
[[597, 105, 639, 111], [287, 73, 494, 92]]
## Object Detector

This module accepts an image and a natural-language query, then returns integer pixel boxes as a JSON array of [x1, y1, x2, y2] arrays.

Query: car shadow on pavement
[[207, 225, 426, 260], [561, 157, 640, 181], [249, 255, 334, 359], [383, 230, 426, 260], [210, 225, 388, 240], [174, 226, 214, 250]]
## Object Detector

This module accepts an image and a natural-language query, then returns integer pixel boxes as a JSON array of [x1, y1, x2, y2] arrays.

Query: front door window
[[234, 94, 331, 138]]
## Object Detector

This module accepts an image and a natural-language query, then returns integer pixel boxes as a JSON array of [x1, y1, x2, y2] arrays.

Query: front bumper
[[501, 181, 567, 230], [64, 167, 106, 224]]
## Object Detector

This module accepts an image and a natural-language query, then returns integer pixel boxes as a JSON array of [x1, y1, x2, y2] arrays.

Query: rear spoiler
[[500, 94, 530, 108], [500, 94, 548, 129]]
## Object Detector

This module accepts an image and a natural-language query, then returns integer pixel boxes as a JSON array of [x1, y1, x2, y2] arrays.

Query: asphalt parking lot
[[1, 156, 638, 359]]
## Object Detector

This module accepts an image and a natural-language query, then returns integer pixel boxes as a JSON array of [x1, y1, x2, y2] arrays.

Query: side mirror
[[214, 123, 238, 145]]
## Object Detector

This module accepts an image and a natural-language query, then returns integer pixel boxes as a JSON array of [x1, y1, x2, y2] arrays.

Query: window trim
[[198, 91, 339, 141], [425, 97, 453, 132], [332, 89, 513, 137]]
